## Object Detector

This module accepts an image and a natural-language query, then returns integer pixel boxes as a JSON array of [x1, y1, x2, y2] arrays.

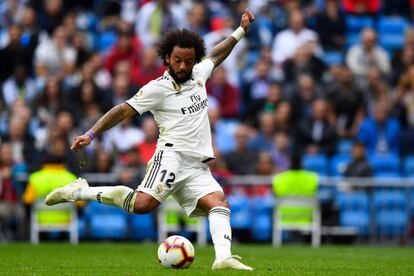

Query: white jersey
[[126, 58, 215, 161]]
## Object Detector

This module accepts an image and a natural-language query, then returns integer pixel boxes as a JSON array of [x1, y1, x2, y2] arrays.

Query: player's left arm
[[208, 9, 255, 68]]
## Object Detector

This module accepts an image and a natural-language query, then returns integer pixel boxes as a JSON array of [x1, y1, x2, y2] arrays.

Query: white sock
[[75, 186, 136, 213], [208, 207, 232, 261]]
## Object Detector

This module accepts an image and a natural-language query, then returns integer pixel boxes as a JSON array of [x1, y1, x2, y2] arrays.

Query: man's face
[[167, 46, 196, 83]]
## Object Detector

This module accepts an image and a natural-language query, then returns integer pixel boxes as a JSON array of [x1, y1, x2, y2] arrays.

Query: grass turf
[[0, 243, 413, 275]]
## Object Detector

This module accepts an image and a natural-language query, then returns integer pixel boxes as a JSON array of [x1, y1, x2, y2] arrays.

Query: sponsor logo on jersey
[[181, 95, 208, 115]]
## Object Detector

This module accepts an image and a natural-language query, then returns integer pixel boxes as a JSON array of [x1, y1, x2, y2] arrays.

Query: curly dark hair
[[156, 29, 206, 66]]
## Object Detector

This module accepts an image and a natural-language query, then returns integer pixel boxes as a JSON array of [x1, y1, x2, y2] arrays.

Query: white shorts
[[137, 149, 223, 218]]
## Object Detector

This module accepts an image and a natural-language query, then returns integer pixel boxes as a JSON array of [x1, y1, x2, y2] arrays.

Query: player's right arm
[[71, 103, 137, 152]]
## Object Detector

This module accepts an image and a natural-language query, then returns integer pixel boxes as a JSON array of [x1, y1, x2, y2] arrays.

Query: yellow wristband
[[231, 26, 246, 41]]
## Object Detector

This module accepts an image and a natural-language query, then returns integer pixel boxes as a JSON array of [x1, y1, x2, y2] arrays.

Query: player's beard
[[168, 65, 192, 83]]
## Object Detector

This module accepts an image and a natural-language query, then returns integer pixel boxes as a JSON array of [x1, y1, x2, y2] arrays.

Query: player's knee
[[133, 194, 159, 214]]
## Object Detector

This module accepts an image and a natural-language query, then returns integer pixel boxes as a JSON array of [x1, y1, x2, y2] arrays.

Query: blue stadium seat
[[346, 32, 360, 48], [346, 16, 374, 33], [251, 214, 272, 241], [85, 202, 129, 240], [376, 210, 408, 236], [380, 34, 405, 52], [302, 154, 328, 176], [90, 213, 128, 240], [98, 31, 117, 53], [227, 194, 252, 230], [369, 154, 400, 176], [403, 156, 414, 176], [330, 154, 352, 176], [373, 190, 407, 209], [249, 194, 275, 215], [377, 16, 408, 35], [336, 139, 353, 155], [340, 210, 370, 236], [323, 51, 343, 65], [129, 213, 156, 241], [337, 191, 370, 211]]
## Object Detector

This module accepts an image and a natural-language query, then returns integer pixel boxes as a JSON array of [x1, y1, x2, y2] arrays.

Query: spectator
[[104, 21, 142, 76], [395, 64, 414, 127], [2, 115, 36, 166], [0, 24, 32, 82], [0, 142, 25, 241], [249, 112, 276, 152], [131, 48, 164, 89], [204, 14, 246, 86], [296, 99, 337, 155], [362, 67, 390, 115], [137, 117, 158, 164], [114, 147, 146, 189], [33, 76, 66, 127], [34, 26, 77, 79], [357, 101, 401, 156], [135, 0, 186, 48], [289, 73, 323, 123], [271, 10, 321, 65], [342, 0, 381, 15], [242, 58, 274, 120], [19, 5, 40, 60], [391, 44, 414, 86], [244, 82, 284, 126], [223, 124, 258, 175], [255, 152, 275, 175], [1, 64, 37, 107], [346, 28, 390, 80], [206, 67, 240, 119], [326, 65, 365, 138], [186, 2, 209, 36], [110, 73, 134, 107], [274, 101, 295, 136], [102, 117, 144, 154], [37, 0, 65, 35], [315, 0, 346, 50], [69, 80, 103, 124], [344, 141, 373, 177], [283, 42, 326, 83], [270, 131, 291, 173]]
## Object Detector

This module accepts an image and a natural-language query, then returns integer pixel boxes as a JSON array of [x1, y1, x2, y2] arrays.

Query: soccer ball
[[157, 235, 195, 269]]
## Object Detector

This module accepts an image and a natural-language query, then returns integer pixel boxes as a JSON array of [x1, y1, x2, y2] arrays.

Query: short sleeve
[[125, 82, 162, 114], [194, 58, 215, 82]]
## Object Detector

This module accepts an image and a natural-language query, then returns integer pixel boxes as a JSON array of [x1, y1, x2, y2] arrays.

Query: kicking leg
[[197, 192, 253, 271], [45, 178, 160, 213]]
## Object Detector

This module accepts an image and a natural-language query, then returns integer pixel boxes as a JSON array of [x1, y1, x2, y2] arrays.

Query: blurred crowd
[[2, 0, 414, 238]]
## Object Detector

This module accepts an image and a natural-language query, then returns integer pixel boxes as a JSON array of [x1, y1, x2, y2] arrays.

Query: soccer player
[[46, 10, 255, 270]]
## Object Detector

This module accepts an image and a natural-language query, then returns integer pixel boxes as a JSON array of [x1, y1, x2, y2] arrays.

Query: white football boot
[[45, 178, 89, 206], [212, 255, 253, 271]]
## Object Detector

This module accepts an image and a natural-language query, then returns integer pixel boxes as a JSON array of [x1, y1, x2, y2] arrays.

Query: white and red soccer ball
[[157, 235, 195, 269]]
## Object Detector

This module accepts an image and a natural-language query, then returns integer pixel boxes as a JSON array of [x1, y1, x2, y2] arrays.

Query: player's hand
[[240, 9, 255, 32], [71, 134, 93, 152]]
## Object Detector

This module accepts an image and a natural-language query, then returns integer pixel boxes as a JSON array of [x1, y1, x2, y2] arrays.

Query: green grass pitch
[[0, 243, 414, 275]]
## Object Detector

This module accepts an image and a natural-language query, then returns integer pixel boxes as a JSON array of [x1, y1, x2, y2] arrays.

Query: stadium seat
[[330, 154, 352, 176], [90, 213, 128, 240], [336, 139, 353, 155], [403, 156, 414, 176], [373, 190, 407, 209], [251, 213, 272, 241], [369, 154, 400, 176], [30, 200, 78, 244], [337, 191, 370, 211], [376, 210, 408, 236], [379, 34, 405, 52], [377, 16, 408, 35], [227, 194, 252, 230], [339, 210, 370, 236], [97, 31, 117, 53], [302, 154, 329, 176], [346, 16, 374, 33], [323, 51, 343, 66], [129, 213, 156, 241], [85, 202, 129, 240]]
